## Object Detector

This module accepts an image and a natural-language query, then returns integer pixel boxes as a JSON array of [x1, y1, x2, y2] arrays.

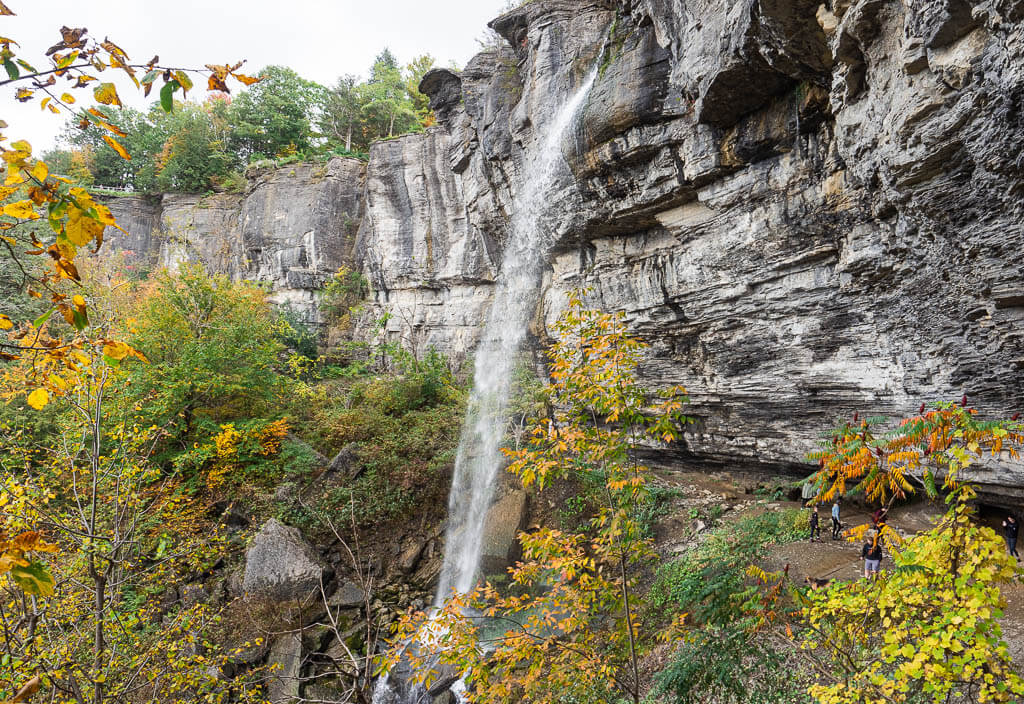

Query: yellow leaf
[[2, 200, 38, 219], [72, 294, 86, 308], [61, 92, 75, 104], [102, 134, 130, 160], [26, 387, 48, 410], [103, 341, 131, 360], [29, 160, 47, 182], [93, 82, 122, 106], [65, 205, 104, 246], [0, 313, 12, 330]]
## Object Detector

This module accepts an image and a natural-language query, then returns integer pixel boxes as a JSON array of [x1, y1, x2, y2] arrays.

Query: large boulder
[[479, 490, 528, 576], [242, 519, 325, 601]]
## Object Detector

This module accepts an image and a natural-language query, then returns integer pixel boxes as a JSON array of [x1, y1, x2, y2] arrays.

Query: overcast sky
[[3, 0, 510, 152]]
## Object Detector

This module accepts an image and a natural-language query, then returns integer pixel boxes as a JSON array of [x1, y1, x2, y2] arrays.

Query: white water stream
[[371, 64, 600, 704], [435, 65, 599, 602]]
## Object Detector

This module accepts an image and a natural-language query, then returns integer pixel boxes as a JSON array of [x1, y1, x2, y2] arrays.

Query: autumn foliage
[[385, 292, 691, 704]]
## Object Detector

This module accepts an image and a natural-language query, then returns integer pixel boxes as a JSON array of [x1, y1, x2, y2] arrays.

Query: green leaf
[[10, 561, 55, 597], [3, 58, 18, 80], [140, 69, 160, 85], [71, 308, 88, 331], [160, 79, 179, 113], [32, 307, 54, 328]]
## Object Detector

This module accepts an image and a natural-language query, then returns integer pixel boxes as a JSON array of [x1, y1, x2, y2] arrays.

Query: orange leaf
[[102, 134, 130, 160]]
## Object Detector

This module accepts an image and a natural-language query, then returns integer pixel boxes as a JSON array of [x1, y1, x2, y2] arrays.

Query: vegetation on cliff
[[45, 50, 438, 194]]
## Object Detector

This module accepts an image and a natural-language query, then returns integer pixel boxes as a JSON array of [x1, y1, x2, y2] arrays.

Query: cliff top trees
[[49, 49, 440, 192], [227, 64, 328, 162]]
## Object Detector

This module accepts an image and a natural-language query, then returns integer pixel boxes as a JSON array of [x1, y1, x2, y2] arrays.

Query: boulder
[[243, 519, 325, 601], [327, 580, 365, 608], [327, 443, 360, 477], [266, 632, 303, 704], [479, 490, 528, 576]]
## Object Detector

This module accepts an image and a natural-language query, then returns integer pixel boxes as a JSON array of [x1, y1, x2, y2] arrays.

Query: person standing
[[862, 532, 883, 579], [809, 507, 821, 543], [871, 506, 888, 529], [1003, 514, 1020, 559], [831, 498, 842, 540]]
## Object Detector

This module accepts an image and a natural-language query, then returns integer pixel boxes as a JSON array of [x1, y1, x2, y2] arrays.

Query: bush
[[283, 350, 464, 536], [647, 508, 810, 703]]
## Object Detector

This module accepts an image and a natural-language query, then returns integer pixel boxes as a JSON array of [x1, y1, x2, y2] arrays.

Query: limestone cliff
[[103, 158, 364, 321], [360, 0, 1024, 498], [105, 0, 1024, 498]]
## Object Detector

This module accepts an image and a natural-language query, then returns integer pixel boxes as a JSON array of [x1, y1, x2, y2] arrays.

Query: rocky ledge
[[105, 0, 1024, 500]]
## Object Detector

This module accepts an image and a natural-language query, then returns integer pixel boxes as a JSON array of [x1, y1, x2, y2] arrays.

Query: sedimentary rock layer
[[106, 0, 1024, 497]]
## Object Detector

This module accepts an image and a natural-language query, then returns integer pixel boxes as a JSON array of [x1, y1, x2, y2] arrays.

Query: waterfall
[[435, 65, 599, 602], [370, 61, 600, 704]]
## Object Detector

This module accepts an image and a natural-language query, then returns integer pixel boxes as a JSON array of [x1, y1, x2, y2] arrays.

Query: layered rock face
[[358, 0, 1024, 497], [104, 158, 364, 322], [105, 0, 1024, 497]]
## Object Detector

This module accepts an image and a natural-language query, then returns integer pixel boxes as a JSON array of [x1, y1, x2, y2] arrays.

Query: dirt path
[[647, 468, 1024, 665]]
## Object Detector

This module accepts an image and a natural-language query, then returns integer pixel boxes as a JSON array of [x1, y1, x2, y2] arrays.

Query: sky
[[2, 0, 510, 152]]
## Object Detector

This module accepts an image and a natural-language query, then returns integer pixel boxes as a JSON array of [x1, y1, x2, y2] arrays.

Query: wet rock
[[398, 539, 429, 574], [243, 519, 325, 601], [479, 490, 528, 576]]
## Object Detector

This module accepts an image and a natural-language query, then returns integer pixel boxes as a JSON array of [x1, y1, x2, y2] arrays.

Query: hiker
[[871, 506, 888, 528], [801, 480, 819, 507], [1002, 514, 1020, 559], [809, 507, 821, 543], [831, 498, 842, 540], [862, 532, 883, 579]]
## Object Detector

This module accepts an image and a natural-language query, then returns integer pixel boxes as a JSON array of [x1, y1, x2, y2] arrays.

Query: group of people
[[807, 498, 888, 580], [807, 498, 847, 543], [808, 497, 1023, 582]]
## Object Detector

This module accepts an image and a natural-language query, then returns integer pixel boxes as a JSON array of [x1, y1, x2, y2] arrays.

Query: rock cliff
[[106, 0, 1024, 498], [104, 158, 364, 322]]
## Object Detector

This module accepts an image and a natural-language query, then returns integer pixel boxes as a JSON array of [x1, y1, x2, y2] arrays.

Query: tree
[[747, 404, 1024, 704], [385, 292, 690, 704], [357, 53, 417, 140], [795, 491, 1024, 704], [404, 54, 436, 129], [121, 265, 286, 464], [322, 75, 363, 153], [0, 285, 269, 704], [227, 65, 328, 161], [153, 101, 236, 192]]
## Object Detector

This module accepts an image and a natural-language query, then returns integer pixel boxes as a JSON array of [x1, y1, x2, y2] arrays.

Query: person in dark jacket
[[862, 532, 883, 579], [1002, 515, 1020, 559], [809, 507, 821, 543]]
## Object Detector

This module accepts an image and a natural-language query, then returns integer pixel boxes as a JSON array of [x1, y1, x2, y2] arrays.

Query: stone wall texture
[[104, 0, 1024, 498]]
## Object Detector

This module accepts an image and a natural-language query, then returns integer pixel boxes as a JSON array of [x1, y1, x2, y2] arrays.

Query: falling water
[[370, 62, 600, 704], [435, 65, 599, 602]]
